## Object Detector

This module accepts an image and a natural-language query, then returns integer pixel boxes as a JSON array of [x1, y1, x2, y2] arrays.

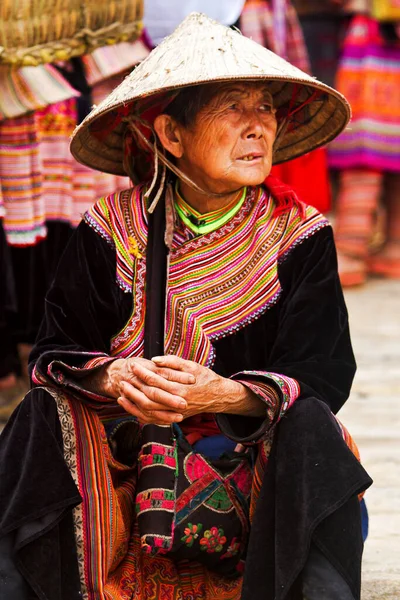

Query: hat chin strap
[[124, 117, 288, 213]]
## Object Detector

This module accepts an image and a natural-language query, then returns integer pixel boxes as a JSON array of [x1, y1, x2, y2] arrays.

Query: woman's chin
[[204, 166, 271, 194], [232, 163, 271, 187], [233, 172, 270, 188]]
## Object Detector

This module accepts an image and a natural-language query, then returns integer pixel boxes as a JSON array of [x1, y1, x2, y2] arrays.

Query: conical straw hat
[[70, 12, 351, 177]]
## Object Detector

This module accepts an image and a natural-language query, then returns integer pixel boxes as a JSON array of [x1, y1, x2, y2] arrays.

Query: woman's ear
[[153, 114, 184, 158]]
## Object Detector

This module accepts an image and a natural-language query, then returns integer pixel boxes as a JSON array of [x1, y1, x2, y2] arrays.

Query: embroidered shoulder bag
[[135, 197, 253, 578]]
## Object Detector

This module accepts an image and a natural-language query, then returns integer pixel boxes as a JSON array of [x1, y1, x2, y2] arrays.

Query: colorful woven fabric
[[134, 420, 252, 576], [0, 97, 130, 246], [82, 40, 149, 87], [329, 15, 400, 172], [36, 99, 77, 225], [50, 388, 245, 600], [240, 0, 310, 73], [0, 112, 45, 245], [235, 370, 300, 417], [1, 99, 92, 245], [36, 348, 365, 600], [37, 99, 131, 229], [0, 63, 79, 120], [71, 162, 130, 229], [334, 168, 382, 256], [43, 378, 299, 599], [85, 184, 329, 367]]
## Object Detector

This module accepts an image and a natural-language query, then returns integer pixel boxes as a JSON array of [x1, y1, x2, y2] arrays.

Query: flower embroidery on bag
[[200, 527, 227, 553], [181, 523, 203, 547], [221, 537, 240, 559]]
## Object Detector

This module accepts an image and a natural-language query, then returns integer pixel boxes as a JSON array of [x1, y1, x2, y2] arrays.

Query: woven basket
[[0, 0, 143, 67]]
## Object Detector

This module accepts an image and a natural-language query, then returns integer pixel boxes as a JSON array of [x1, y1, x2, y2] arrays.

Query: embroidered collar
[[85, 184, 329, 366]]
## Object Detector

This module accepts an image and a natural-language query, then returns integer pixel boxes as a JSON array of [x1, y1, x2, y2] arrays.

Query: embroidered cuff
[[237, 371, 300, 417], [216, 370, 300, 444], [33, 352, 117, 405], [236, 379, 281, 425]]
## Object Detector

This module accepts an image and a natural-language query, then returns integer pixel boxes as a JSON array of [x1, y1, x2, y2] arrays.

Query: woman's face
[[156, 83, 278, 194]]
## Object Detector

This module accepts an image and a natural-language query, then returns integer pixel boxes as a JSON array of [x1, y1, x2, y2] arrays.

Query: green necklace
[[174, 183, 247, 235]]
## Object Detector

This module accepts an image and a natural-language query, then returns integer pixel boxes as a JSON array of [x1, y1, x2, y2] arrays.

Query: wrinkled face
[[164, 82, 278, 194]]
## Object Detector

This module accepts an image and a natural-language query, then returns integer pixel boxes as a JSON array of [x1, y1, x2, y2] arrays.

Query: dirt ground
[[340, 279, 400, 600]]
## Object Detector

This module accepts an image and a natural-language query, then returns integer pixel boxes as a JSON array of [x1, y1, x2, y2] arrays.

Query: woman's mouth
[[237, 154, 263, 162]]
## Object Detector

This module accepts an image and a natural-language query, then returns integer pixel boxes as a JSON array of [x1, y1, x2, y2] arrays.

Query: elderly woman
[[0, 13, 371, 600]]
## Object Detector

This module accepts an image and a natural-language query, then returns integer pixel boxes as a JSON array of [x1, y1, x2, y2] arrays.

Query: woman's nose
[[243, 112, 264, 139], [246, 129, 263, 139]]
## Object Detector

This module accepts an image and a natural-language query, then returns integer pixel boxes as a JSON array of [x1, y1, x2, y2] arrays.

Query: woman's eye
[[228, 103, 239, 111], [260, 104, 273, 113]]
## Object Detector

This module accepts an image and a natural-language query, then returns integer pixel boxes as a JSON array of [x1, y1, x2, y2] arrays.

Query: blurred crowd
[[0, 0, 399, 418]]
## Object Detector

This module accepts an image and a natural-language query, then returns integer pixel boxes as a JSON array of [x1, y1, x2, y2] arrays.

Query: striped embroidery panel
[[85, 185, 329, 365], [86, 190, 138, 292]]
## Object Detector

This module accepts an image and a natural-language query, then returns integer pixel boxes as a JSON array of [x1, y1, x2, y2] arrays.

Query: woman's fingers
[[137, 360, 195, 386], [129, 361, 193, 401], [126, 358, 195, 385], [118, 396, 183, 425], [156, 366, 196, 384], [121, 380, 186, 412], [152, 355, 197, 372]]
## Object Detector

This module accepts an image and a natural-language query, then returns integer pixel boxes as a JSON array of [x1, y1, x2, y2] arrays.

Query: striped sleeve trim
[[32, 356, 117, 404], [235, 379, 281, 425], [232, 370, 300, 421]]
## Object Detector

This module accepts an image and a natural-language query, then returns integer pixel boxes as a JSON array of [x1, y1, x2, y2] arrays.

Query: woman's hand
[[101, 357, 192, 424], [114, 355, 265, 425]]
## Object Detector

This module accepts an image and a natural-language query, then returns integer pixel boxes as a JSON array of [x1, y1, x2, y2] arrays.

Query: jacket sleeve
[[30, 220, 132, 404], [216, 225, 356, 442]]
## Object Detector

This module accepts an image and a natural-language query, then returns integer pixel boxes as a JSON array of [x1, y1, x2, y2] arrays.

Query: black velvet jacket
[[0, 218, 372, 600], [31, 220, 355, 427]]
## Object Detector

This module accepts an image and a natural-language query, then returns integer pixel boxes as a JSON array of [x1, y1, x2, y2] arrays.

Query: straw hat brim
[[70, 13, 351, 177]]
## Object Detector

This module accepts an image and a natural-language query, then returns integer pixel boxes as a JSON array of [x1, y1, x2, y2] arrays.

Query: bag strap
[[136, 194, 178, 555], [143, 195, 168, 359]]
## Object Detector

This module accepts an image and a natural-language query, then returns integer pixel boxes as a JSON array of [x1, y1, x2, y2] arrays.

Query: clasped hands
[[104, 355, 263, 425]]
